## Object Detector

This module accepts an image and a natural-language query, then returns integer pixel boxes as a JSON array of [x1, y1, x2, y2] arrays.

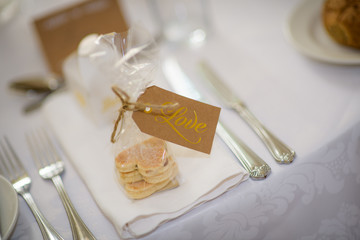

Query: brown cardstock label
[[34, 0, 127, 75], [132, 86, 221, 154]]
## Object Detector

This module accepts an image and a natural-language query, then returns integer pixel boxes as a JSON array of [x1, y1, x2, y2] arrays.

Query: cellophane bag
[[66, 26, 179, 199]]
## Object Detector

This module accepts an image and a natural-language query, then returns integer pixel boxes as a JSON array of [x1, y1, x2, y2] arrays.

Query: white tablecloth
[[1, 0, 360, 239]]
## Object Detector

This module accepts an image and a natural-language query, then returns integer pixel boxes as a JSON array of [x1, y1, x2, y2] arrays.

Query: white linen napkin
[[42, 91, 249, 239]]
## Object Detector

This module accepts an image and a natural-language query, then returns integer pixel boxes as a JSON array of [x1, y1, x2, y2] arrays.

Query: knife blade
[[197, 60, 295, 164], [162, 57, 271, 179]]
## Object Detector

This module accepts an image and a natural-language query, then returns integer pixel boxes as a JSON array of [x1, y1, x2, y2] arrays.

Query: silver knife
[[162, 57, 271, 179], [197, 60, 295, 164]]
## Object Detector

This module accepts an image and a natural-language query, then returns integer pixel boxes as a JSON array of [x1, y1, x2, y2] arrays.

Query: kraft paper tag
[[133, 86, 221, 154], [34, 0, 127, 75]]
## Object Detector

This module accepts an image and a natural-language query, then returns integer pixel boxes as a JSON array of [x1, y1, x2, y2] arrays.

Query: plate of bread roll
[[284, 0, 360, 64]]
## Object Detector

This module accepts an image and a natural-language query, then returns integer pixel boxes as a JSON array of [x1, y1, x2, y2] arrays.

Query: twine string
[[111, 86, 178, 143]]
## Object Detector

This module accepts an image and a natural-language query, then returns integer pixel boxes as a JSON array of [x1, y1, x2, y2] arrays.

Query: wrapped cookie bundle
[[108, 30, 180, 199], [65, 27, 180, 199]]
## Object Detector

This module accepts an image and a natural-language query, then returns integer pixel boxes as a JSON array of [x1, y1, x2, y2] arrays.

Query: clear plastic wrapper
[[64, 27, 179, 199]]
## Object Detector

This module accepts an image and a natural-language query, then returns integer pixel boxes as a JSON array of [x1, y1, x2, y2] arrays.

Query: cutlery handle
[[233, 103, 295, 164], [52, 175, 96, 240], [20, 191, 64, 240], [216, 121, 271, 179]]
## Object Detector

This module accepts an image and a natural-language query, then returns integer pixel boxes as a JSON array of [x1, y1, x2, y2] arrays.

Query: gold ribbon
[[110, 86, 178, 143]]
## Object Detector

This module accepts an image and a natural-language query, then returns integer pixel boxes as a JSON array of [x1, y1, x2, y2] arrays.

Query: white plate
[[284, 0, 360, 64], [0, 175, 19, 240]]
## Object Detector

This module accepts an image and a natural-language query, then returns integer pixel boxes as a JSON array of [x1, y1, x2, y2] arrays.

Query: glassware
[[149, 0, 209, 46]]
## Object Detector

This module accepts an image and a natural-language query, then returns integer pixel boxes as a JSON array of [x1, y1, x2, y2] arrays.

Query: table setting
[[1, 0, 360, 239]]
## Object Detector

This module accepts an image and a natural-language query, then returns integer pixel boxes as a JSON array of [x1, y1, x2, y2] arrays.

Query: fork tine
[[39, 129, 61, 164], [0, 147, 10, 177], [0, 140, 13, 177], [27, 129, 52, 168], [27, 129, 61, 170], [0, 136, 26, 179], [45, 130, 61, 158], [26, 131, 45, 169]]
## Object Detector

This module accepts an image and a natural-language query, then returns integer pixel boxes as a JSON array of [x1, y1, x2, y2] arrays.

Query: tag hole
[[144, 107, 152, 113]]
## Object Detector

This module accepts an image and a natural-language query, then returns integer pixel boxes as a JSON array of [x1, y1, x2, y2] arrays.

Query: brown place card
[[34, 0, 128, 75], [133, 86, 221, 154]]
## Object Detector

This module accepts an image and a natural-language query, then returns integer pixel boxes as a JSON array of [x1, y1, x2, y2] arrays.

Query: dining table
[[1, 0, 360, 239]]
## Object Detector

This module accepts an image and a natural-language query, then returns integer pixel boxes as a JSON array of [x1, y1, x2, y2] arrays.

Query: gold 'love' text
[[153, 102, 207, 144]]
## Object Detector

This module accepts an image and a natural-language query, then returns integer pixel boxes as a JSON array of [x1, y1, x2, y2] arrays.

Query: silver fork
[[26, 129, 96, 240], [0, 136, 64, 240]]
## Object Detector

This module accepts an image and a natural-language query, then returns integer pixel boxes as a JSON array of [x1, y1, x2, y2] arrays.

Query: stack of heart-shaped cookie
[[115, 137, 179, 199]]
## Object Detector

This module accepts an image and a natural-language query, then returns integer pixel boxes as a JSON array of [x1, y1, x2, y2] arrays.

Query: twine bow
[[111, 86, 178, 143]]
